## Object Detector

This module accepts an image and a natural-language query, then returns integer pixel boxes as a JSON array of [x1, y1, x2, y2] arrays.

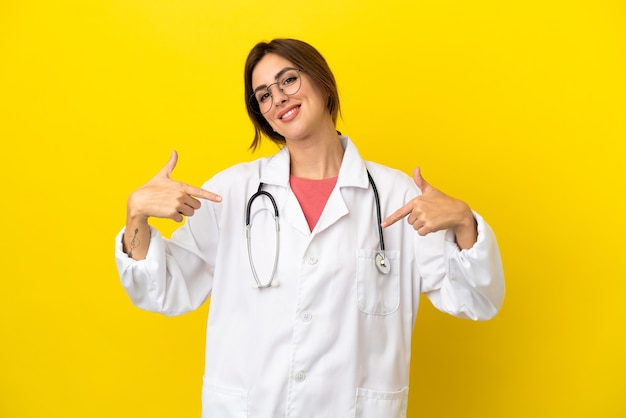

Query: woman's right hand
[[123, 151, 221, 260], [128, 150, 222, 222]]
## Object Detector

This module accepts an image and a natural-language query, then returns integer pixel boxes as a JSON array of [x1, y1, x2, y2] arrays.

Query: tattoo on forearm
[[128, 228, 140, 258]]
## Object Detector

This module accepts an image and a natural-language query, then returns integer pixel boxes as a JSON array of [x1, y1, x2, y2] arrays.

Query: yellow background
[[1, 0, 624, 417]]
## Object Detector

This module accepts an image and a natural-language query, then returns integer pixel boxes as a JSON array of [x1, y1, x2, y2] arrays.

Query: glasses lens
[[250, 69, 302, 115], [251, 90, 271, 115], [280, 69, 301, 96]]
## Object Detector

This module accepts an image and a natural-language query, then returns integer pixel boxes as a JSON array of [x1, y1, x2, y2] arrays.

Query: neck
[[287, 125, 344, 179]]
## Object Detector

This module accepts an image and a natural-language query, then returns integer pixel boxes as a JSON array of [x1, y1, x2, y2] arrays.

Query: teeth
[[281, 107, 298, 119]]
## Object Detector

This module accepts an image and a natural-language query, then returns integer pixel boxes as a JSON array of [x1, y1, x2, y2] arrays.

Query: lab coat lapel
[[312, 188, 348, 235], [283, 191, 311, 236], [260, 146, 311, 237], [312, 137, 370, 235]]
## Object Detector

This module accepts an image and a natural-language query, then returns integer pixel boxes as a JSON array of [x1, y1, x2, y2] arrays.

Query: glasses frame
[[248, 68, 304, 115]]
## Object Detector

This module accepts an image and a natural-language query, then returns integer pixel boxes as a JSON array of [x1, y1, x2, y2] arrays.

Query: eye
[[281, 75, 298, 86], [257, 90, 271, 103]]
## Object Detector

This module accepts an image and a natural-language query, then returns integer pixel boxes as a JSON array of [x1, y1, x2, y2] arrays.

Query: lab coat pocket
[[356, 249, 400, 315], [201, 379, 247, 418], [355, 386, 408, 418]]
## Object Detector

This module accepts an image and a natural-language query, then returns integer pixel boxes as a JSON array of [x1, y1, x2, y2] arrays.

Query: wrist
[[126, 194, 150, 223], [453, 206, 477, 249]]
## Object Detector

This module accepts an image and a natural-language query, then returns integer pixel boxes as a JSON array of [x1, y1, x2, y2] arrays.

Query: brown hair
[[244, 38, 341, 150]]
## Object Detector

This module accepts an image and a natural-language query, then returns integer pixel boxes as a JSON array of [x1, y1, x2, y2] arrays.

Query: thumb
[[158, 150, 178, 178], [413, 166, 431, 193]]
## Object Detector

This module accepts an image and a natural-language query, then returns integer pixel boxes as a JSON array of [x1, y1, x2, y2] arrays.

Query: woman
[[116, 38, 504, 418]]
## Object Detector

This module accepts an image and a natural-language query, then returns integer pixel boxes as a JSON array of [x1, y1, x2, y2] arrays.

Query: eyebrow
[[253, 67, 298, 93]]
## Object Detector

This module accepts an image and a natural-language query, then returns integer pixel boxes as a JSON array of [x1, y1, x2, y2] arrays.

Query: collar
[[259, 136, 370, 189]]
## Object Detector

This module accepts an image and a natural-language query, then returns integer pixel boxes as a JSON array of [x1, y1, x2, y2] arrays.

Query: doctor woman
[[115, 38, 505, 418]]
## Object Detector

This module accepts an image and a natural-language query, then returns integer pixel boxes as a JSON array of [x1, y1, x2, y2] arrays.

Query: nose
[[271, 85, 288, 106]]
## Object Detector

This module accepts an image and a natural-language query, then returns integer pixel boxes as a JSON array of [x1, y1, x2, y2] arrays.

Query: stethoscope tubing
[[367, 170, 386, 253], [245, 186, 280, 288]]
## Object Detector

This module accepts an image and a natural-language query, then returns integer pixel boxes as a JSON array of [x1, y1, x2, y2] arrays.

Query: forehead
[[251, 53, 296, 87]]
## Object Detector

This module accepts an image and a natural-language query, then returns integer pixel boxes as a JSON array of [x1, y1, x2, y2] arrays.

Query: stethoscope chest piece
[[375, 251, 390, 275]]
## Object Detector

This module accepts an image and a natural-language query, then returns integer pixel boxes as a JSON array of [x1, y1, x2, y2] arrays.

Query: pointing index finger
[[184, 184, 222, 202], [381, 202, 412, 228]]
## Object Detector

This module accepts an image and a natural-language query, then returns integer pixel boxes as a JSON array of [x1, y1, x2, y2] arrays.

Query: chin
[[278, 126, 308, 142]]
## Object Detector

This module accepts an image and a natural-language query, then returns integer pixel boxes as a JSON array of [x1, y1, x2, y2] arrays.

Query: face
[[251, 53, 331, 142]]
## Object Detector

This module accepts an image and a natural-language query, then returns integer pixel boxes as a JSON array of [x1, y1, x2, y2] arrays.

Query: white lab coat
[[115, 136, 504, 418]]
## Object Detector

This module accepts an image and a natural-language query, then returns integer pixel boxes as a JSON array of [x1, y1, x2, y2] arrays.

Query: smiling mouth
[[279, 105, 300, 120]]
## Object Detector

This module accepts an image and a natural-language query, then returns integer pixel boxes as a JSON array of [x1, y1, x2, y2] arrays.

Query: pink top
[[290, 175, 338, 231]]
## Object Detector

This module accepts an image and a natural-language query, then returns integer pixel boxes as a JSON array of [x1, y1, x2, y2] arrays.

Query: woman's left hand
[[381, 167, 478, 249]]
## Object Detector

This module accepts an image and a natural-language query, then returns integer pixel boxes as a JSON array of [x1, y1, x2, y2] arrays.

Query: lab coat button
[[294, 371, 306, 382], [306, 256, 318, 265], [301, 311, 313, 322]]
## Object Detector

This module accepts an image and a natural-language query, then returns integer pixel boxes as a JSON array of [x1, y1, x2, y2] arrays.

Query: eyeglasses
[[249, 68, 303, 115]]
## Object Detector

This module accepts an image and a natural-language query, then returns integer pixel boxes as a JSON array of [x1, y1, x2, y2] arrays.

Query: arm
[[382, 167, 504, 319], [115, 151, 222, 315], [419, 213, 505, 320]]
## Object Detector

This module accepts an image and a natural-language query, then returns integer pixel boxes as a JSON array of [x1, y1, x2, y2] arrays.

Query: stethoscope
[[245, 170, 389, 289]]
